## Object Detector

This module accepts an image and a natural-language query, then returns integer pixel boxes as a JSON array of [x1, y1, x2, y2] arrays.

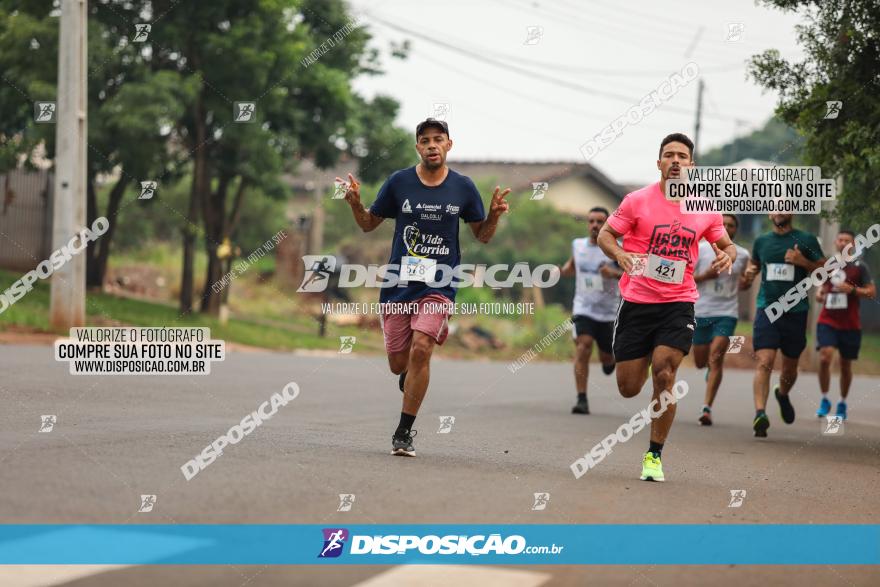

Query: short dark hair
[[722, 213, 739, 228], [588, 206, 610, 218], [658, 133, 694, 159], [839, 229, 856, 238]]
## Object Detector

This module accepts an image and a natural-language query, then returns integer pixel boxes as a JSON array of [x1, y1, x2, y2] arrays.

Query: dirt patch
[[0, 325, 58, 345]]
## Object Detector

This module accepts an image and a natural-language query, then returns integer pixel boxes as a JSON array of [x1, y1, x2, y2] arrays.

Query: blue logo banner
[[0, 525, 877, 565]]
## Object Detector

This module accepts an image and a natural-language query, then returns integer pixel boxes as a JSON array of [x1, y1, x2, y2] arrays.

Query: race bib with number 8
[[400, 256, 437, 283], [647, 254, 686, 284], [825, 292, 848, 310], [583, 273, 604, 292], [766, 263, 795, 281]]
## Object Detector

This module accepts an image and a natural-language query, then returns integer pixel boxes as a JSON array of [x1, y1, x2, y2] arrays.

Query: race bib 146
[[766, 263, 795, 281]]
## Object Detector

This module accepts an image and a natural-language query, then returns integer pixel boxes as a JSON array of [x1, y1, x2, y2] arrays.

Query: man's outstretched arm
[[597, 223, 634, 273], [338, 173, 384, 233]]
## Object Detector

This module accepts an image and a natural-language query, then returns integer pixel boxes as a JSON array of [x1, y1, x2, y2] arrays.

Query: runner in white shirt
[[692, 214, 751, 426], [559, 207, 622, 414]]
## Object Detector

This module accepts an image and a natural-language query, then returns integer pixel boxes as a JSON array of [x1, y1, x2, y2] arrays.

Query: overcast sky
[[349, 0, 805, 186]]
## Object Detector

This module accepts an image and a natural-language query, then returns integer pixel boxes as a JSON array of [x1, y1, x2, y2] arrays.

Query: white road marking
[[0, 526, 210, 586], [0, 565, 130, 587]]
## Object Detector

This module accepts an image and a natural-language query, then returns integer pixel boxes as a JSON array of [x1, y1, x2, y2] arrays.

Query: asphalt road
[[1, 343, 879, 586]]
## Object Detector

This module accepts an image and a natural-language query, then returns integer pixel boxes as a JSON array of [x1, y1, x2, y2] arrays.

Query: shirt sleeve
[[461, 177, 486, 223], [368, 174, 397, 219], [736, 248, 750, 275], [606, 195, 635, 234], [704, 215, 726, 244], [803, 234, 825, 261], [859, 262, 873, 285]]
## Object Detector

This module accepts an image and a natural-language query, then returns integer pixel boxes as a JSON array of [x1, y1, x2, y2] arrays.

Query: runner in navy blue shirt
[[340, 118, 510, 457], [369, 166, 486, 304]]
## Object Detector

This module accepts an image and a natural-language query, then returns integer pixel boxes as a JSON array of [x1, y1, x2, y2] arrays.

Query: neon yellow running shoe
[[640, 451, 665, 482]]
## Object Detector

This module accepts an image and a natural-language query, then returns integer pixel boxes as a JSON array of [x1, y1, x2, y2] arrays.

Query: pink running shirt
[[606, 182, 725, 304]]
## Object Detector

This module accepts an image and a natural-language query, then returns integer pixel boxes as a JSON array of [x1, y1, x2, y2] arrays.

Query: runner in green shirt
[[742, 214, 825, 438]]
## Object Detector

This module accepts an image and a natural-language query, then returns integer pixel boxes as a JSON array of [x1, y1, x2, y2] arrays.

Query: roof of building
[[285, 158, 628, 199]]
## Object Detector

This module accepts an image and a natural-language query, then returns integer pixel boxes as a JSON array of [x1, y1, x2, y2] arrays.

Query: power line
[[409, 46, 679, 133], [588, 0, 796, 48], [500, 0, 742, 61], [365, 12, 749, 123], [369, 6, 745, 79]]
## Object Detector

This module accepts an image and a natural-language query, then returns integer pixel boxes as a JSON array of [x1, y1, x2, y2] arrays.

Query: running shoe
[[835, 401, 847, 421], [816, 396, 831, 418], [704, 368, 709, 382], [572, 396, 590, 414], [602, 362, 616, 375], [391, 429, 417, 457], [774, 384, 796, 424], [753, 412, 770, 437], [398, 371, 407, 393], [698, 406, 713, 426], [640, 452, 664, 482]]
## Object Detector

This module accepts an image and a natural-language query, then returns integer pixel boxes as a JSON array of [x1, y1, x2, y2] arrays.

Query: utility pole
[[694, 79, 704, 160], [50, 0, 88, 330], [730, 119, 748, 163]]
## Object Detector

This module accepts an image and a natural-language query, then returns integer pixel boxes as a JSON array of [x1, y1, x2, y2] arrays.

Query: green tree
[[461, 186, 583, 307], [0, 1, 56, 171], [1, 0, 411, 316], [350, 94, 416, 184], [146, 0, 411, 315], [749, 0, 880, 227], [699, 117, 804, 167], [0, 1, 193, 287]]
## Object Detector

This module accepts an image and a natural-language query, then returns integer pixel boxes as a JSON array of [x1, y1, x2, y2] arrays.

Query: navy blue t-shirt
[[369, 166, 485, 303]]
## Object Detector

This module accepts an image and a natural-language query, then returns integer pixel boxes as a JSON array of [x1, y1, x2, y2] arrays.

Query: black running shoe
[[753, 412, 770, 437], [391, 429, 417, 456], [602, 363, 616, 375], [572, 397, 590, 414], [774, 384, 796, 424], [398, 371, 407, 393]]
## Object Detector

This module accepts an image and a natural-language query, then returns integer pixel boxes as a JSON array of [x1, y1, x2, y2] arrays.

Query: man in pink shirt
[[597, 133, 736, 482]]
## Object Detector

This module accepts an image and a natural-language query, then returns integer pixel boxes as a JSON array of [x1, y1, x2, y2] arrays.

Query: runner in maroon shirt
[[815, 230, 876, 421]]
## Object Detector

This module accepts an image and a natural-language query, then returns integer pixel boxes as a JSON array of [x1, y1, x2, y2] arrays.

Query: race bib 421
[[647, 254, 685, 284]]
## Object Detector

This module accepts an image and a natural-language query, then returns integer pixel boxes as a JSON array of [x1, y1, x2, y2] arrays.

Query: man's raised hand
[[710, 242, 733, 274], [784, 244, 807, 267], [489, 186, 511, 216], [335, 173, 361, 207]]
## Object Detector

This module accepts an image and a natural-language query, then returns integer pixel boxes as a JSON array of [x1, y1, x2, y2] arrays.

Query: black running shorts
[[753, 308, 808, 359], [572, 315, 614, 354], [612, 300, 696, 361]]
